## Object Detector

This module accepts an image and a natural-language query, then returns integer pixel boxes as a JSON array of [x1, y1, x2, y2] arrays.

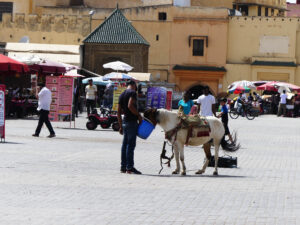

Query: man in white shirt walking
[[32, 83, 55, 138], [85, 79, 97, 116], [197, 86, 216, 117], [277, 90, 287, 117]]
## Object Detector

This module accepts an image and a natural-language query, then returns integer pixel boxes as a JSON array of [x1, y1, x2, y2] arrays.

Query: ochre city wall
[[228, 16, 299, 63], [226, 16, 300, 91], [0, 13, 90, 44], [191, 0, 233, 8]]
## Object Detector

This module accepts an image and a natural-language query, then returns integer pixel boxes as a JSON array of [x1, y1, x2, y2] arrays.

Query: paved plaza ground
[[1, 113, 300, 225]]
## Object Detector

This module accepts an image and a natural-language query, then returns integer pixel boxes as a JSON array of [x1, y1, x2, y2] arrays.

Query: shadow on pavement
[[57, 127, 116, 132], [0, 141, 23, 144], [143, 173, 247, 178], [58, 128, 86, 131]]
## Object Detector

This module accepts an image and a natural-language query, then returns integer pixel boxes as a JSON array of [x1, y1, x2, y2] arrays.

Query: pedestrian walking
[[32, 83, 55, 138], [197, 86, 216, 117], [277, 90, 287, 117], [117, 80, 142, 175], [73, 82, 80, 117], [217, 98, 233, 143], [85, 79, 97, 116], [294, 94, 300, 117]]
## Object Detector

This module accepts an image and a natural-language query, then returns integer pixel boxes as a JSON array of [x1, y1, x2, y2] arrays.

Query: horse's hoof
[[181, 171, 186, 176], [213, 171, 218, 176], [195, 170, 203, 175], [172, 171, 179, 174]]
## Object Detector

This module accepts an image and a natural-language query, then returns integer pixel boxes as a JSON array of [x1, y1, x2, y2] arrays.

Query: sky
[[287, 0, 296, 2]]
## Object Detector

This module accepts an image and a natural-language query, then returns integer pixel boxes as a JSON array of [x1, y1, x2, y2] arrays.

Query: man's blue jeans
[[121, 121, 138, 170]]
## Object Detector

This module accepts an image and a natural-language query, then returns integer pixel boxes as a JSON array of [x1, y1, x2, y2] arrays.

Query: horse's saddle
[[165, 110, 211, 145], [180, 114, 211, 145]]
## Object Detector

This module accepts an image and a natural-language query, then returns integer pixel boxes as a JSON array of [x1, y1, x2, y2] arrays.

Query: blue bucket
[[137, 119, 155, 139]]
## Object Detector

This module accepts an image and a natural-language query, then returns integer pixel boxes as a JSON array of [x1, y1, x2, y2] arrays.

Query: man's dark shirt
[[221, 105, 229, 124], [119, 89, 138, 122], [248, 95, 254, 102]]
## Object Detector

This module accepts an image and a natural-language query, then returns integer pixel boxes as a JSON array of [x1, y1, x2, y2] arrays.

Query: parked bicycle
[[229, 103, 259, 120]]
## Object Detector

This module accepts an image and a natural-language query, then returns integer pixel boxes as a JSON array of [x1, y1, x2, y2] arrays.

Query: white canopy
[[5, 42, 80, 65], [128, 72, 152, 82], [103, 61, 133, 72]]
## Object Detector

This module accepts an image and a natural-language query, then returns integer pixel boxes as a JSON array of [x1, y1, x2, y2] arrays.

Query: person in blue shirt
[[217, 98, 233, 143], [178, 91, 194, 115]]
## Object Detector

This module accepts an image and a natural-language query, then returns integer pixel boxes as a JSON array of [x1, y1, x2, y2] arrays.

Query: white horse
[[144, 108, 240, 176]]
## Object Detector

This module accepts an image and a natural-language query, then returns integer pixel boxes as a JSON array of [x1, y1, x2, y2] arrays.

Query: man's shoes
[[47, 134, 56, 138], [32, 134, 39, 137], [120, 167, 126, 173], [126, 168, 142, 175]]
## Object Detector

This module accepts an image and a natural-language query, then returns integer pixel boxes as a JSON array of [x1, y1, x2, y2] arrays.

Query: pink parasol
[[29, 59, 66, 74], [0, 54, 29, 73], [277, 82, 300, 92], [257, 81, 300, 92]]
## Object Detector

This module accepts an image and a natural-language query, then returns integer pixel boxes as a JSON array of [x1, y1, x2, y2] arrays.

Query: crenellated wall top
[[0, 13, 91, 36]]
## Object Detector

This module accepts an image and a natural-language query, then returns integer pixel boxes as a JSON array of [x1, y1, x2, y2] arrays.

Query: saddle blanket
[[179, 113, 210, 129], [178, 113, 211, 144]]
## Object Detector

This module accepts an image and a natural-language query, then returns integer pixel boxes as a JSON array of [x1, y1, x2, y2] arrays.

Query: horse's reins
[[158, 122, 183, 174], [159, 140, 174, 174], [145, 111, 178, 174]]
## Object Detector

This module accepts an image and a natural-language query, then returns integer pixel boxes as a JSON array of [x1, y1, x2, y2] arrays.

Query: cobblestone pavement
[[1, 114, 300, 225]]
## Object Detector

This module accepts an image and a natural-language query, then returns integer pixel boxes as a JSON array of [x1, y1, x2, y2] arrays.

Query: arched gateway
[[172, 65, 226, 99], [187, 84, 214, 100]]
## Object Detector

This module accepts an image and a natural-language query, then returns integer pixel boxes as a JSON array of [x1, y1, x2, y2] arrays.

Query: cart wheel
[[112, 122, 120, 131], [246, 109, 256, 120], [86, 121, 97, 130], [229, 109, 239, 119]]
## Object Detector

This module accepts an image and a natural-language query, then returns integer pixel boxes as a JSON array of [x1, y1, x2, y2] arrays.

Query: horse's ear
[[154, 108, 159, 119]]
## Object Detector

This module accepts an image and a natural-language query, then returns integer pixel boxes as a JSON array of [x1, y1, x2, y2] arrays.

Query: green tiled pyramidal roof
[[83, 8, 149, 45]]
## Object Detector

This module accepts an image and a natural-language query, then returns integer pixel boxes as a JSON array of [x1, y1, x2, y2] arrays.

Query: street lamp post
[[89, 10, 95, 34]]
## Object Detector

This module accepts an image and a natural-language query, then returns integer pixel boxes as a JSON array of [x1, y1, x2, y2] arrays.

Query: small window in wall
[[158, 12, 167, 21], [193, 39, 204, 56], [70, 0, 84, 6], [258, 6, 261, 16], [238, 6, 248, 16], [233, 4, 236, 10], [0, 2, 13, 21], [265, 7, 269, 17], [156, 35, 159, 41], [271, 8, 274, 16]]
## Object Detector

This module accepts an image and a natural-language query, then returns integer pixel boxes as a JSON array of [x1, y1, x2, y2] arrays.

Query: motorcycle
[[86, 108, 120, 131]]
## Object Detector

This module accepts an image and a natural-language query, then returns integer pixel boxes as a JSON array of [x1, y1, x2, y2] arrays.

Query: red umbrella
[[0, 54, 29, 73], [228, 86, 251, 94], [256, 81, 278, 91], [29, 59, 66, 74]]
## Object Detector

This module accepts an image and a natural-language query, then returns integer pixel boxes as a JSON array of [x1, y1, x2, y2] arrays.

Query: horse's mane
[[158, 109, 178, 120], [157, 109, 180, 131]]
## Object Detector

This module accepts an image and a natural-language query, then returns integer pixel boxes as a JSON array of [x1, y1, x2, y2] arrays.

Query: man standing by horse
[[197, 86, 216, 117], [117, 80, 142, 175]]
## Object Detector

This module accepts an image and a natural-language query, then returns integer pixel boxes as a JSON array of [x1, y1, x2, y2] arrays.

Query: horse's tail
[[220, 132, 240, 152]]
